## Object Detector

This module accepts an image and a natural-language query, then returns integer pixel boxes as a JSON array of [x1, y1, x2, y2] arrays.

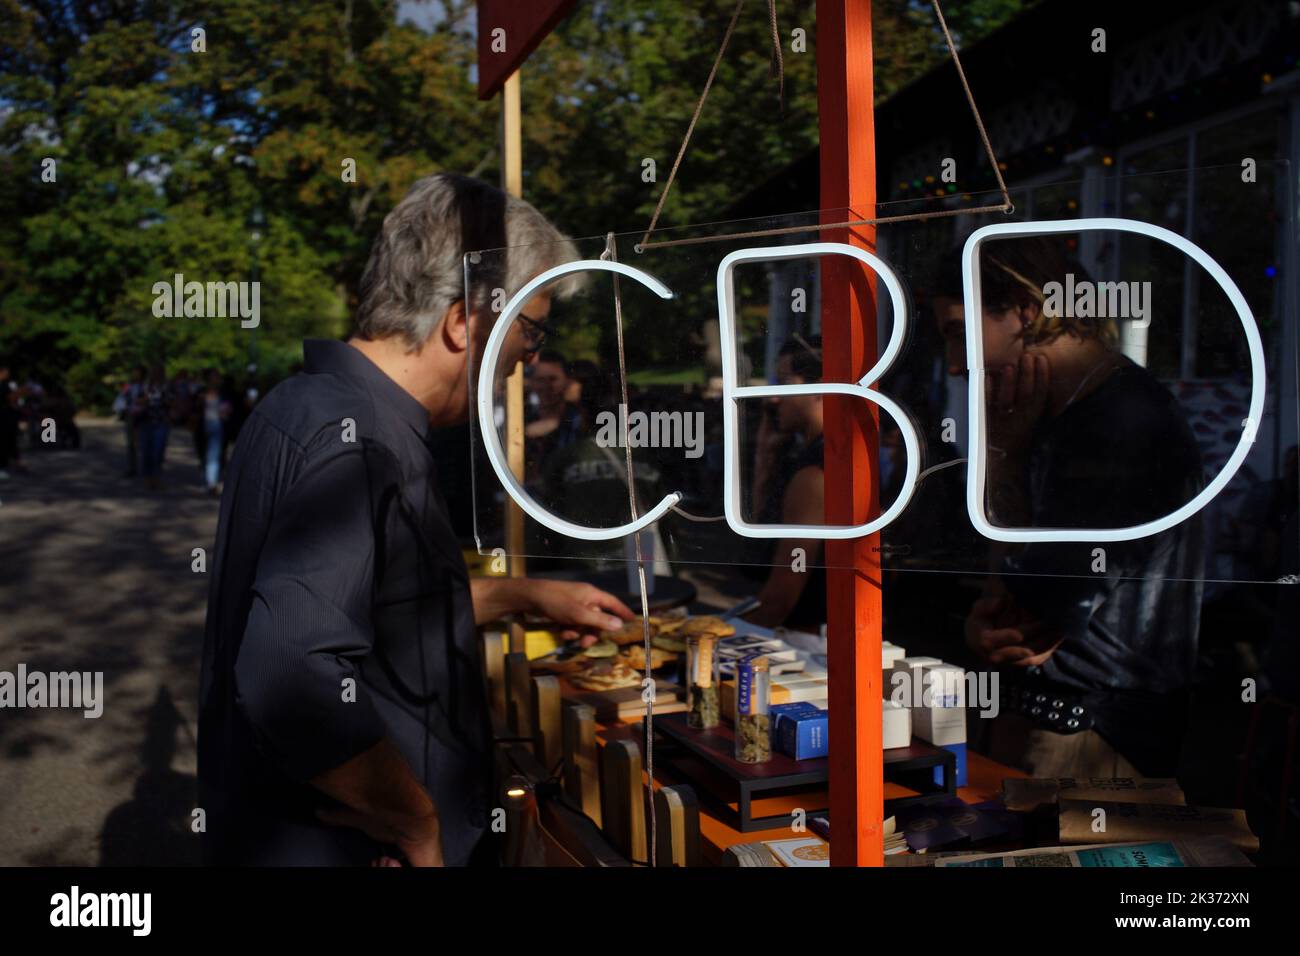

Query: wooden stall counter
[[594, 712, 1027, 865]]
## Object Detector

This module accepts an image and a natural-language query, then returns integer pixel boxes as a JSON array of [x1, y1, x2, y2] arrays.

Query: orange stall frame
[[477, 0, 886, 867]]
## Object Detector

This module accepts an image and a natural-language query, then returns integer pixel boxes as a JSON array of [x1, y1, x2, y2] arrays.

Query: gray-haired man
[[199, 173, 632, 866]]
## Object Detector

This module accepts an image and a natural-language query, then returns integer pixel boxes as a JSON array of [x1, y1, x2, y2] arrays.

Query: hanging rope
[[766, 0, 784, 111], [638, 0, 1014, 252], [928, 0, 1011, 208], [638, 0, 747, 253], [599, 0, 1014, 867], [601, 232, 658, 868]]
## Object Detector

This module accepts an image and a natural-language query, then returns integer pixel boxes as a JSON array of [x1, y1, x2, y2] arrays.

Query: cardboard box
[[771, 701, 821, 732], [922, 664, 966, 708], [882, 699, 911, 750], [913, 701, 966, 745], [882, 642, 907, 669], [775, 709, 829, 760], [888, 656, 941, 706], [933, 742, 968, 787], [722, 676, 830, 721]]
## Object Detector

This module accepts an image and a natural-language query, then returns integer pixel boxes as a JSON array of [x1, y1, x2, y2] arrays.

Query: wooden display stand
[[477, 0, 889, 865]]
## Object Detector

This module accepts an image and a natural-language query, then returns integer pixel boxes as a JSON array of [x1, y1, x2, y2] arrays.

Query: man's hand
[[317, 805, 445, 867], [526, 579, 634, 642], [964, 593, 1061, 667], [309, 738, 444, 867], [470, 577, 635, 642]]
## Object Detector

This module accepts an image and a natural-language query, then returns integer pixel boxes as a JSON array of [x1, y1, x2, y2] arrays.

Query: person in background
[[197, 368, 233, 495], [0, 366, 20, 481], [113, 366, 146, 477], [135, 365, 175, 491], [524, 349, 583, 473], [541, 368, 669, 565], [942, 236, 1205, 778], [20, 374, 44, 450], [565, 358, 602, 429], [743, 335, 827, 631], [42, 385, 80, 449]]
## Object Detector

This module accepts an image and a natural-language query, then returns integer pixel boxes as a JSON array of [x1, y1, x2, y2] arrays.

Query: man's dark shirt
[[199, 339, 493, 865], [1001, 357, 1206, 773]]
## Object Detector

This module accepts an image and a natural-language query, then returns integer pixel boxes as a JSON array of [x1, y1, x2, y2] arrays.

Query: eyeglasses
[[517, 313, 549, 352]]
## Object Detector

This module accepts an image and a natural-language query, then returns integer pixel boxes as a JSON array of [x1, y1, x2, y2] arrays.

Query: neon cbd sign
[[476, 219, 1266, 545]]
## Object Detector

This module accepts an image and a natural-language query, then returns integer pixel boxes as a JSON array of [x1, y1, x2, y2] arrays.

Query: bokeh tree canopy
[[0, 0, 1033, 407]]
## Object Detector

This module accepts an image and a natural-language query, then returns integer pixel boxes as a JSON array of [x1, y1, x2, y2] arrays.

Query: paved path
[[0, 416, 753, 866], [0, 417, 217, 865]]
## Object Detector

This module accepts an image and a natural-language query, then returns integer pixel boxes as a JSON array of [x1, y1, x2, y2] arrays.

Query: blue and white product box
[[882, 699, 911, 750], [775, 708, 829, 761], [770, 702, 820, 746], [770, 701, 821, 732], [913, 664, 967, 746], [932, 742, 968, 788]]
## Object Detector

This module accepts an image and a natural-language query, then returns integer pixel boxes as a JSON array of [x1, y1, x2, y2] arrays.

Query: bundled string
[[638, 0, 1013, 253], [601, 232, 658, 867], [601, 0, 1014, 868]]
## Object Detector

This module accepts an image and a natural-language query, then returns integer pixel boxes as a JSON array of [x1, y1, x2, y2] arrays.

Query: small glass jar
[[734, 655, 771, 763], [685, 634, 719, 729]]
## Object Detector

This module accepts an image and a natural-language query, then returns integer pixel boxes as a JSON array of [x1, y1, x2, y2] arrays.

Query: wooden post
[[653, 785, 701, 868], [531, 674, 563, 770], [817, 0, 884, 867], [506, 651, 533, 744], [482, 629, 508, 722], [501, 69, 529, 655], [600, 738, 647, 861], [562, 702, 602, 826]]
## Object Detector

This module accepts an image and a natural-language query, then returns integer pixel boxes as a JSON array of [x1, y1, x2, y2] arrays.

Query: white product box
[[888, 656, 941, 704], [882, 699, 911, 749], [922, 664, 967, 708], [913, 662, 966, 745], [882, 642, 907, 668], [913, 705, 966, 745]]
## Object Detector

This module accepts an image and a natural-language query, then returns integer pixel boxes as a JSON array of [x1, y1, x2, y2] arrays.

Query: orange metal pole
[[817, 0, 884, 867]]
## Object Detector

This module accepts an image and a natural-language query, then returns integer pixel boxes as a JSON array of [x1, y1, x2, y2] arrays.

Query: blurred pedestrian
[[198, 368, 232, 494], [136, 364, 174, 490], [113, 365, 146, 476], [0, 365, 23, 479]]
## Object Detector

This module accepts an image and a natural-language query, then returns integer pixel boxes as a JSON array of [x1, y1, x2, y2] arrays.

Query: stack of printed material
[[716, 634, 803, 675], [883, 816, 908, 856], [894, 797, 1020, 852], [721, 842, 781, 867], [1057, 800, 1259, 853], [1002, 776, 1185, 812], [806, 814, 908, 855], [762, 836, 830, 867], [884, 838, 1252, 867]]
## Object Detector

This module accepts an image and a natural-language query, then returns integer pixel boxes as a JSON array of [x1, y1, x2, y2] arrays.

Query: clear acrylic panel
[[464, 162, 1297, 586]]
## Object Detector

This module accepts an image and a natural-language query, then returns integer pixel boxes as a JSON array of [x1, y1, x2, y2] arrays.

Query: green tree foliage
[[0, 0, 494, 404], [0, 0, 1031, 405]]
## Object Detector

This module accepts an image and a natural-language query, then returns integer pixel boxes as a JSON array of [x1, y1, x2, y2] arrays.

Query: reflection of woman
[[744, 336, 827, 631], [940, 236, 1206, 777]]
